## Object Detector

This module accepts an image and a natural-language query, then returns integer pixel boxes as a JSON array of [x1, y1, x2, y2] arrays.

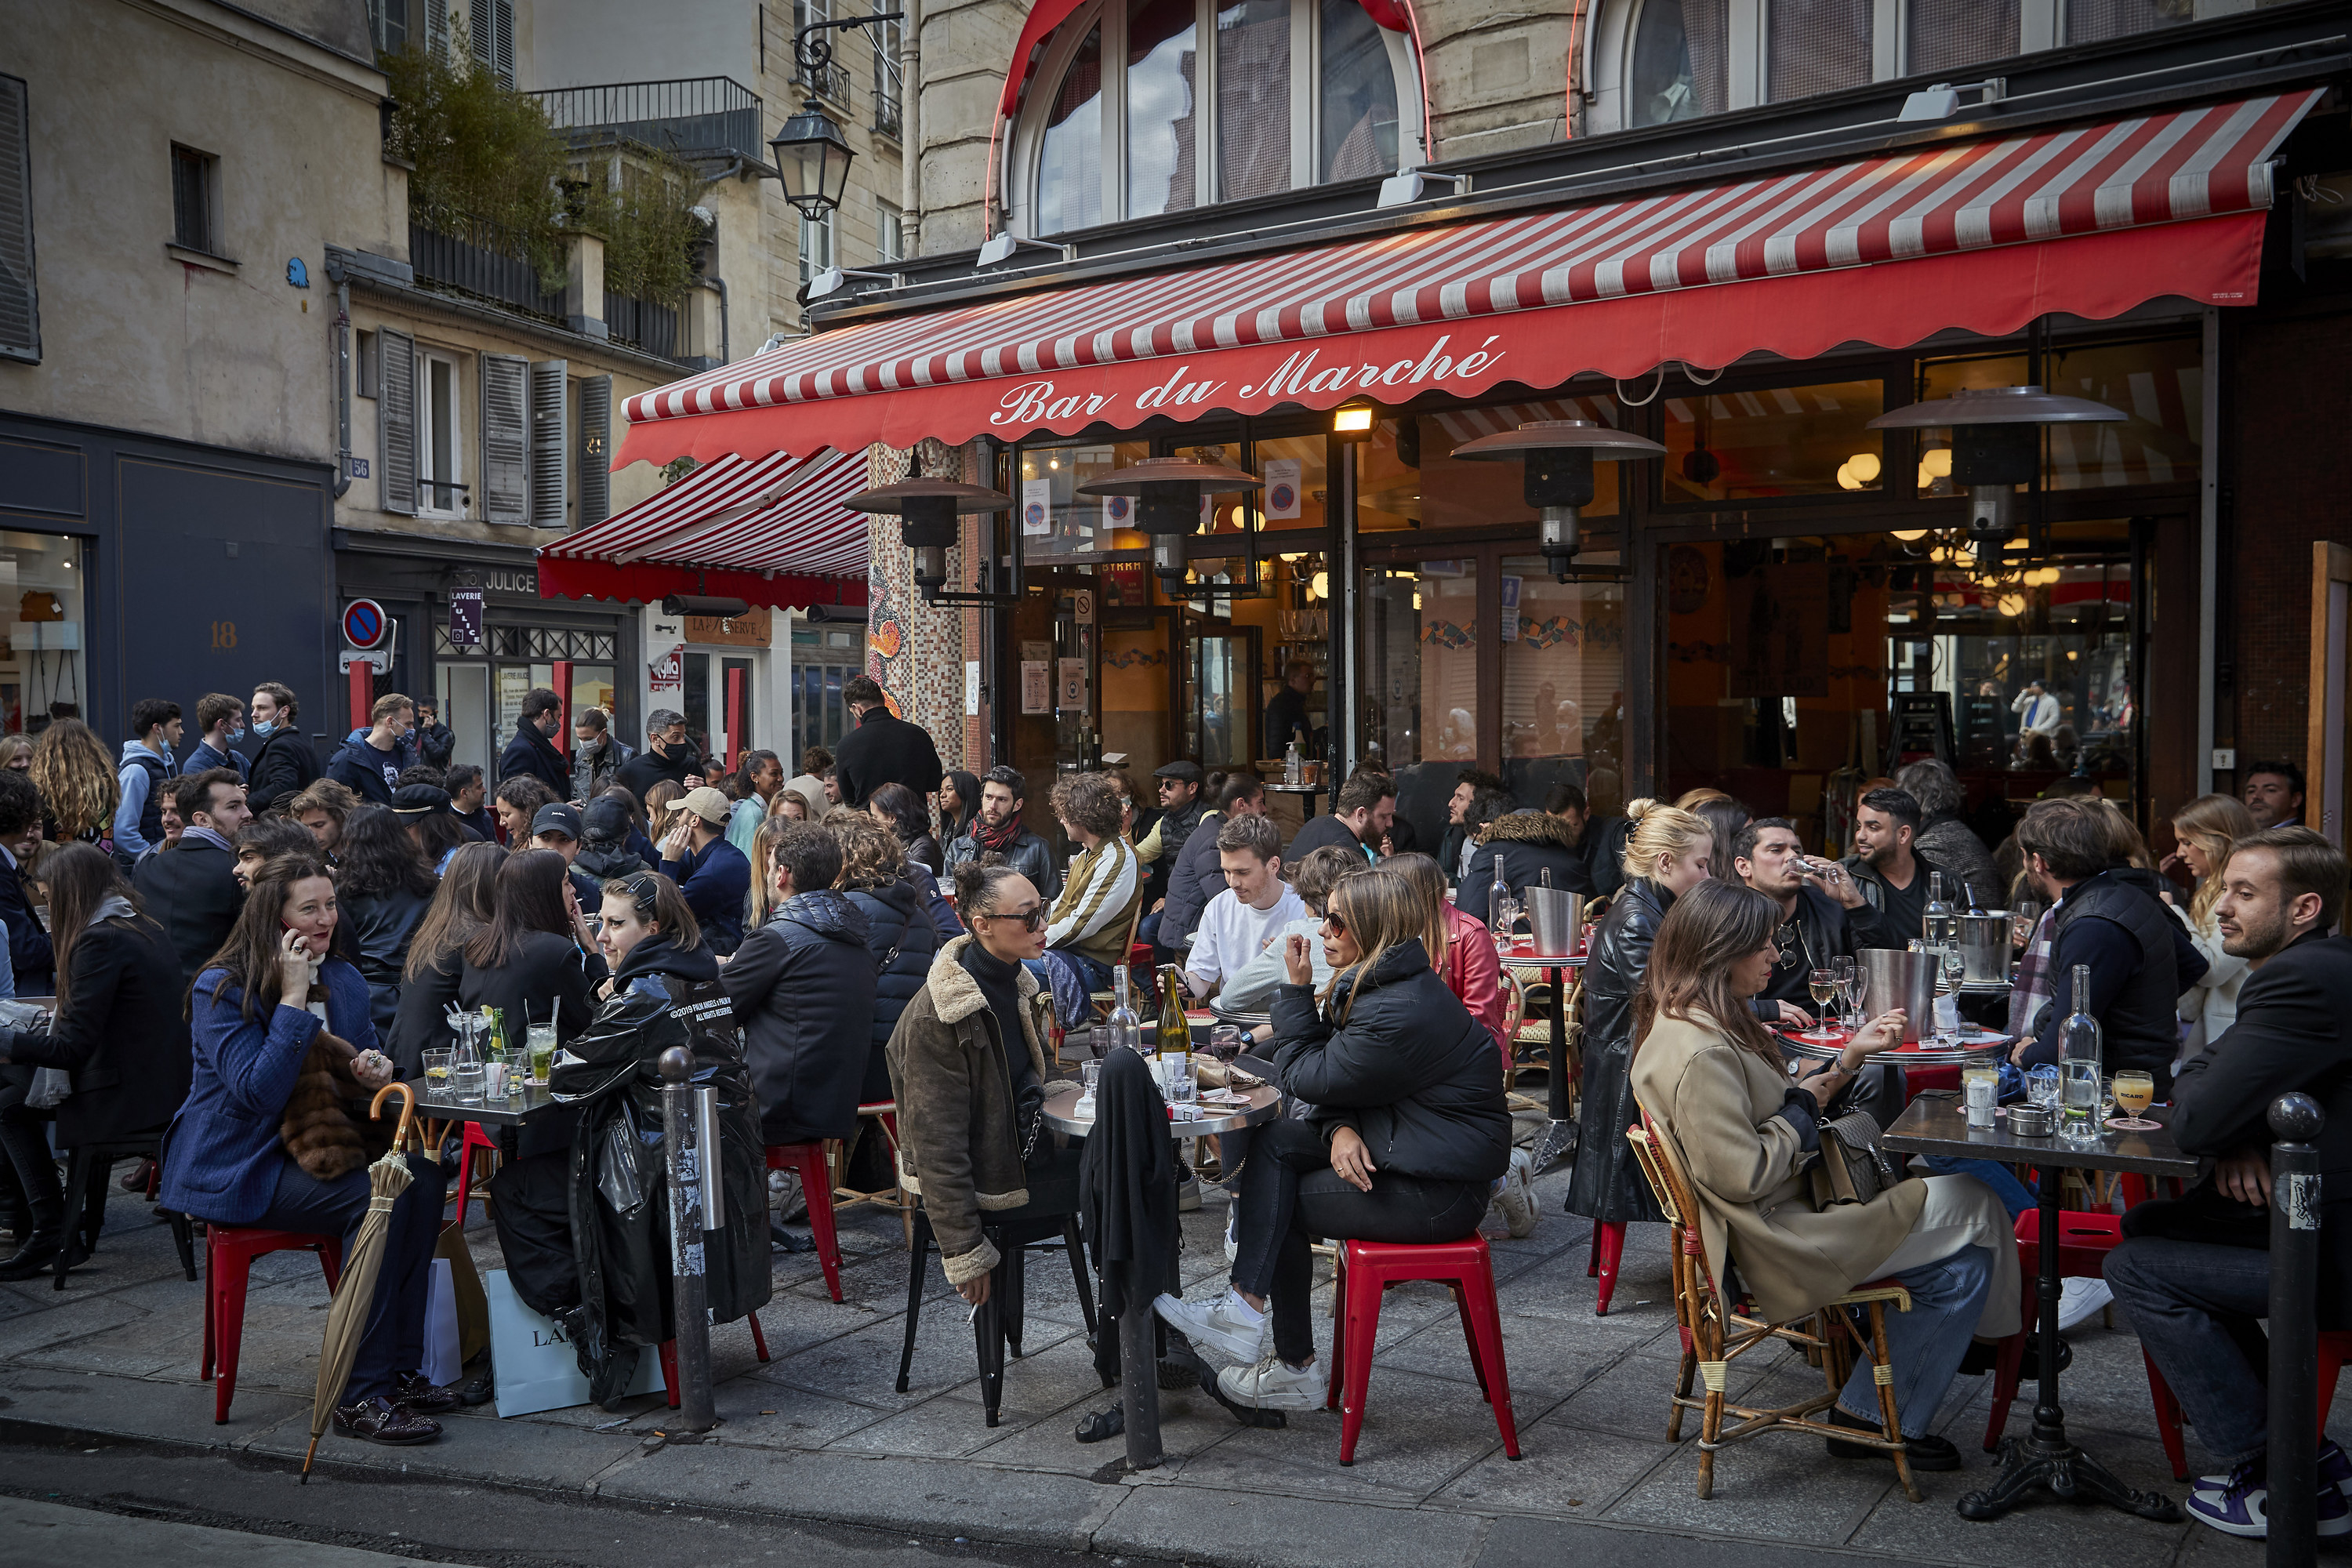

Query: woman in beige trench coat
[[1631, 880, 2021, 1472]]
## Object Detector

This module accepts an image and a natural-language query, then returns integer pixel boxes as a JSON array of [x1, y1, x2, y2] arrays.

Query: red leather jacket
[[1439, 905, 1508, 1061]]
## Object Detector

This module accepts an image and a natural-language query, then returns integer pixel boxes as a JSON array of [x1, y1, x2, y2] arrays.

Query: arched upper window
[[1021, 0, 1419, 237], [1595, 0, 2194, 134]]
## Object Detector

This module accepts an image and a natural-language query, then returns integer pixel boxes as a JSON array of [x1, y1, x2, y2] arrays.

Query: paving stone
[[1095, 1483, 1486, 1568]]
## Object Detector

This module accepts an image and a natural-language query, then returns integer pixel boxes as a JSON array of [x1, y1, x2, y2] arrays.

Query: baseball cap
[[668, 786, 732, 826], [532, 803, 583, 841], [1153, 760, 1205, 783]]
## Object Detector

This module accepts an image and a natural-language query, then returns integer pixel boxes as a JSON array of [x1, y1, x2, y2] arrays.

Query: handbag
[[1808, 1109, 1897, 1209]]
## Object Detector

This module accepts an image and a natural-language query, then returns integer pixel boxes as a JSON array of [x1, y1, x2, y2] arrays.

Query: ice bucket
[[1525, 887, 1584, 955], [1959, 912, 2011, 988], [1858, 948, 1938, 1044]]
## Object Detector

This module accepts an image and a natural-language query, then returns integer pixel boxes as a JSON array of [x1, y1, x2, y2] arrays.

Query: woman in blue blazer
[[158, 851, 454, 1446]]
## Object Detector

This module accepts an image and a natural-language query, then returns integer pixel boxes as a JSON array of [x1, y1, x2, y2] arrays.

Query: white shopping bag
[[423, 1258, 462, 1387], [483, 1268, 663, 1418]]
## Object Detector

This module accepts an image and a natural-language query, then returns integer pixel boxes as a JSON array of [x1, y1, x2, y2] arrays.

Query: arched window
[[1022, 0, 1418, 237]]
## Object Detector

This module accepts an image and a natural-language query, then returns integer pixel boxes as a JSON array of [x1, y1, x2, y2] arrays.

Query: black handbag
[[1808, 1109, 1898, 1208]]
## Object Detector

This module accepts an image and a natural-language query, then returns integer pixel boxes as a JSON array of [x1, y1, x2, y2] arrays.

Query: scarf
[[971, 808, 1027, 855], [2007, 905, 2058, 1037]]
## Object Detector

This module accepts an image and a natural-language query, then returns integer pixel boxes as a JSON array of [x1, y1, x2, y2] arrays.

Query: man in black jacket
[[830, 675, 943, 808], [498, 688, 572, 798], [1456, 782, 1599, 920], [1284, 768, 1392, 867], [943, 767, 1062, 900], [723, 822, 876, 1149], [245, 681, 319, 815], [326, 693, 413, 807], [135, 768, 251, 982], [2104, 829, 2352, 1537], [0, 771, 53, 995], [615, 708, 705, 802]]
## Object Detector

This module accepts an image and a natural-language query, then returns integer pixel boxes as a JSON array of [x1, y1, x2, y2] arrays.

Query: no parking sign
[[341, 597, 394, 672]]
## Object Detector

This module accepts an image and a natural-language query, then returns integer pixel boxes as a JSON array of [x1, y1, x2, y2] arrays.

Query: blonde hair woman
[[1630, 880, 2018, 1469], [0, 735, 32, 771], [1565, 798, 1717, 1243], [29, 719, 118, 844], [1155, 867, 1510, 1414], [2167, 793, 2259, 1056]]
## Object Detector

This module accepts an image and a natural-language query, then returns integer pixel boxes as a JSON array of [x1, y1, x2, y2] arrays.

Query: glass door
[[1181, 623, 1259, 770], [437, 662, 493, 771], [1362, 557, 1479, 853]]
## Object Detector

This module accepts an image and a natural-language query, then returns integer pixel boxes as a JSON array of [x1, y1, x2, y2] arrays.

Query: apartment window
[[877, 199, 905, 263], [419, 350, 466, 516], [171, 144, 220, 256], [1628, 0, 1728, 125], [365, 0, 407, 55], [799, 210, 835, 289], [0, 74, 36, 363], [469, 0, 515, 85], [1767, 0, 1871, 103], [874, 12, 905, 136]]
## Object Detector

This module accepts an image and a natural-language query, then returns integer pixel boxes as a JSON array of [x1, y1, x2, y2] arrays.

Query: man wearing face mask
[[183, 693, 250, 783], [245, 682, 321, 815], [499, 688, 572, 798]]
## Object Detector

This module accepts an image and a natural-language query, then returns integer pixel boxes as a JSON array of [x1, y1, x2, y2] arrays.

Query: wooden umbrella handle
[[370, 1080, 418, 1151]]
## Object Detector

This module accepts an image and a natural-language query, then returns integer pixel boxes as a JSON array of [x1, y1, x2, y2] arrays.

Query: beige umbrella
[[300, 1082, 419, 1483]]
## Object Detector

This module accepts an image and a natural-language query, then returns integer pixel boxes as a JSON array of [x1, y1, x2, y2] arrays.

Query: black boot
[[0, 1221, 63, 1281]]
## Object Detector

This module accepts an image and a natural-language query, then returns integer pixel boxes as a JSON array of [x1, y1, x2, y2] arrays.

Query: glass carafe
[[2058, 963, 2103, 1138]]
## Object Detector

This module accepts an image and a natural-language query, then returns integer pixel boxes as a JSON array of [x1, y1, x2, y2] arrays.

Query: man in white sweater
[[1181, 815, 1305, 1001]]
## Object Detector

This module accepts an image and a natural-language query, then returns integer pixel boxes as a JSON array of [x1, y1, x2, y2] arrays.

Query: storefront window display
[[1501, 557, 1627, 811], [1360, 398, 1622, 531], [1915, 336, 2201, 492], [1661, 379, 1886, 505], [0, 532, 89, 734]]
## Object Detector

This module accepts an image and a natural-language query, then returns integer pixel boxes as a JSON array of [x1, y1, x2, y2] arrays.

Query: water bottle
[[1922, 870, 1958, 950], [1284, 740, 1301, 786], [2058, 963, 2103, 1138], [1108, 964, 1143, 1055], [1490, 851, 1512, 944]]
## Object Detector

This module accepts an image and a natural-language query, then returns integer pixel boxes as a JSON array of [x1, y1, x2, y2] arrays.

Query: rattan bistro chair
[[1625, 1120, 1922, 1503]]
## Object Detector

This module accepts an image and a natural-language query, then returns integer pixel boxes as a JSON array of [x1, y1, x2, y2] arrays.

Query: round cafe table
[[1775, 1023, 2013, 1067], [1497, 944, 1585, 1116], [1041, 1080, 1282, 1139]]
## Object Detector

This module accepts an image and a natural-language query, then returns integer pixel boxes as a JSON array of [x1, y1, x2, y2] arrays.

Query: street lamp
[[1448, 419, 1666, 580], [769, 10, 903, 220], [1076, 456, 1263, 600], [1867, 385, 2125, 551], [843, 476, 1013, 601]]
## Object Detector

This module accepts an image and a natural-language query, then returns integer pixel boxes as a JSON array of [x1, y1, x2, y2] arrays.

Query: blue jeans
[[1921, 1156, 2038, 1219], [2103, 1235, 2274, 1465], [1026, 950, 1113, 1029], [252, 1151, 450, 1403], [1835, 1245, 1994, 1437]]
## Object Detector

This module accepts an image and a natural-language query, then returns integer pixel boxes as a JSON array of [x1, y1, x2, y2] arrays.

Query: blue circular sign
[[1025, 500, 1047, 528], [1106, 495, 1131, 524], [343, 599, 387, 648], [1269, 482, 1297, 514]]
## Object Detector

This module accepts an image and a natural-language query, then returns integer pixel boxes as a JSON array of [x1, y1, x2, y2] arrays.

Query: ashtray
[[2005, 1104, 2055, 1137]]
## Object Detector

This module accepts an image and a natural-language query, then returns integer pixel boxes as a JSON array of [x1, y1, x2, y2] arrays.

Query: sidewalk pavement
[[0, 1156, 2265, 1568]]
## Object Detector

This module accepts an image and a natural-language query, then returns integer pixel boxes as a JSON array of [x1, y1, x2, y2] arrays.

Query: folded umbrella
[[300, 1081, 419, 1483]]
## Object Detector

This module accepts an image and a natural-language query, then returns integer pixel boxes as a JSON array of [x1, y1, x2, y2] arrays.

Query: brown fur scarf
[[276, 988, 393, 1181]]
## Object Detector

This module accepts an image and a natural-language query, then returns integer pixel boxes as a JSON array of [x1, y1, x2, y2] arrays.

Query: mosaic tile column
[[865, 439, 969, 771]]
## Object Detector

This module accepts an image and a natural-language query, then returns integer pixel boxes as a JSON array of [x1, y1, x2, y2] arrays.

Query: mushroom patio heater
[[1867, 387, 2126, 552], [1449, 420, 1666, 579], [843, 477, 1014, 601], [1076, 456, 1264, 599]]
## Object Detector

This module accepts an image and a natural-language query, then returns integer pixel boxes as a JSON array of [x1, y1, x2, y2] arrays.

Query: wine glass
[[1831, 956, 1858, 1030], [2012, 898, 2045, 951], [1937, 944, 1966, 1044], [2111, 1069, 2158, 1131], [1806, 968, 1837, 1041]]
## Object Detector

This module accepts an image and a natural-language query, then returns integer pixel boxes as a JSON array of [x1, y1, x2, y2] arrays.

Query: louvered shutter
[[426, 0, 449, 60], [480, 352, 530, 524], [470, 0, 515, 84], [377, 327, 417, 515], [528, 358, 568, 528], [576, 376, 612, 528], [0, 75, 38, 361]]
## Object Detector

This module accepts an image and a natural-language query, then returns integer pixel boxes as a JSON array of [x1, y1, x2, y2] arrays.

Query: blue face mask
[[226, 724, 246, 742], [250, 719, 276, 738]]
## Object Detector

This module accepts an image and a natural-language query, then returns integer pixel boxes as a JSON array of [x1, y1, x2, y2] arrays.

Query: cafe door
[[1178, 617, 1260, 772]]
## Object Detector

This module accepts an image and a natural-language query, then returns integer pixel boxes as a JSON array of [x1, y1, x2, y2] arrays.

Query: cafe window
[[1913, 337, 2200, 493], [1024, 0, 1413, 236], [1364, 558, 1479, 765], [1017, 439, 1152, 558], [1628, 0, 1727, 126], [1361, 397, 1624, 532], [0, 532, 87, 735], [1501, 559, 1628, 811], [1661, 379, 1886, 506]]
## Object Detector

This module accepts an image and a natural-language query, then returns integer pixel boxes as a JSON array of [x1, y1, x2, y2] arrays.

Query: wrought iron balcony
[[531, 76, 765, 164], [408, 205, 564, 321]]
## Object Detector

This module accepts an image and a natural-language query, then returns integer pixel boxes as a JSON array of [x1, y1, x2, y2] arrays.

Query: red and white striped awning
[[616, 90, 2317, 471], [536, 446, 873, 609]]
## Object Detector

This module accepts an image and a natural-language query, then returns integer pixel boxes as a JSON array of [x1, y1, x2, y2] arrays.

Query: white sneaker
[[1224, 1204, 1240, 1263], [1152, 1290, 1268, 1365], [1218, 1354, 1322, 1411], [2055, 1276, 2114, 1332], [1495, 1149, 1537, 1239]]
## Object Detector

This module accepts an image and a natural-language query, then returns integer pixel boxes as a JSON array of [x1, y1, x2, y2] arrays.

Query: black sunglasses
[[1320, 911, 1348, 935], [979, 906, 1048, 932]]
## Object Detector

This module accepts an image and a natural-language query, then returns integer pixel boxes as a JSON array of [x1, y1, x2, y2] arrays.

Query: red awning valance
[[616, 91, 2317, 472]]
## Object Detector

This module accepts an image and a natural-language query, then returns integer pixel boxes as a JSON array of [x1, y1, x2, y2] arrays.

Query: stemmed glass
[[1806, 968, 1838, 1041], [2110, 1069, 2158, 1131], [1936, 944, 1966, 1046], [1832, 956, 1858, 1031]]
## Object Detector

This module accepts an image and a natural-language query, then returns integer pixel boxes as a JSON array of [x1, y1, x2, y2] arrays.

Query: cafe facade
[[599, 0, 2352, 854]]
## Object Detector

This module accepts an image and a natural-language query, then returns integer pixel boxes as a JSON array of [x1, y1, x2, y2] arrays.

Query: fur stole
[[276, 985, 391, 1181]]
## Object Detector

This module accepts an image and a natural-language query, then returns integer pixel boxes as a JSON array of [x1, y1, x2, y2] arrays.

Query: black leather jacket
[[1564, 877, 1671, 1225], [944, 826, 1062, 902]]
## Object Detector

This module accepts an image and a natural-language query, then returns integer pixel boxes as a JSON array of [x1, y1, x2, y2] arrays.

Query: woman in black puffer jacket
[[828, 815, 939, 1102], [1565, 799, 1718, 1232], [1157, 866, 1509, 1415]]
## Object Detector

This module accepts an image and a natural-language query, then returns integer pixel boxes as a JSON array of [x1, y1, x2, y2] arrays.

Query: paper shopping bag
[[433, 1225, 490, 1365], [484, 1269, 662, 1418]]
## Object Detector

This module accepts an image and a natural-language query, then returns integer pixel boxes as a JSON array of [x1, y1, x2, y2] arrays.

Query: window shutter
[[576, 375, 612, 528], [426, 0, 449, 60], [0, 74, 38, 361], [377, 327, 417, 515], [480, 351, 530, 524], [528, 358, 568, 528], [470, 0, 515, 84]]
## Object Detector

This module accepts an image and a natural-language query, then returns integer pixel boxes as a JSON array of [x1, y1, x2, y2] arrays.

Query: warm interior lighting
[[1309, 571, 1329, 600], [1835, 463, 1862, 492], [1922, 447, 1953, 479], [1891, 528, 1929, 542], [1333, 405, 1374, 434], [1847, 452, 1882, 483], [1996, 592, 2027, 617]]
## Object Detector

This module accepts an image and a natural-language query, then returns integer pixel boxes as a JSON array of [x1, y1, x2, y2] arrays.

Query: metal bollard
[[2267, 1091, 2324, 1568], [659, 1046, 716, 1433]]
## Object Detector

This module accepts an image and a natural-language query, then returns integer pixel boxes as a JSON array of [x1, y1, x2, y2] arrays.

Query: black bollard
[[2267, 1091, 2325, 1567], [659, 1045, 717, 1434]]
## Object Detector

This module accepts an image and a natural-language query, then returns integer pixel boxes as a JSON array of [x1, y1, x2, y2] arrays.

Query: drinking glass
[[1936, 945, 1965, 1045], [1962, 1064, 2000, 1129], [1831, 956, 1857, 1029], [2026, 1064, 2060, 1109], [423, 1048, 453, 1098], [1805, 969, 1837, 1041], [1165, 1052, 1196, 1108], [1208, 1024, 1244, 1062], [527, 1023, 558, 1086], [2111, 1069, 2158, 1129], [2012, 899, 2045, 950]]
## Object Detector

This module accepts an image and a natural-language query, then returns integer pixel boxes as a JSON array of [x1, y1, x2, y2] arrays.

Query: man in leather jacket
[[942, 767, 1062, 901]]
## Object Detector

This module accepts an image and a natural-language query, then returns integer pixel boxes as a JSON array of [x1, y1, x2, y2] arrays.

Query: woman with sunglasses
[[887, 860, 1076, 1307], [1156, 867, 1511, 1414]]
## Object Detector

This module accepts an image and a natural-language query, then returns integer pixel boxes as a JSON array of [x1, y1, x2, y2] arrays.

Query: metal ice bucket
[[1858, 948, 1938, 1044], [1525, 887, 1585, 955], [1959, 912, 2011, 988]]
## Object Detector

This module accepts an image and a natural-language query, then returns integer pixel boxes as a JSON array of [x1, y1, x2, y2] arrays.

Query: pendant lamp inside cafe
[[608, 85, 2316, 856]]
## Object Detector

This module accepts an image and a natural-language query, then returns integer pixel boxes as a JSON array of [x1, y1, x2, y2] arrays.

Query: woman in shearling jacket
[[885, 861, 1069, 1304], [1628, 880, 2019, 1469]]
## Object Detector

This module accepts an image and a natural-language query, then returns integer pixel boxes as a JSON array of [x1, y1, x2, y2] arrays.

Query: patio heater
[[1076, 457, 1264, 601], [843, 477, 1014, 603], [1449, 420, 1666, 580], [1867, 386, 2126, 554]]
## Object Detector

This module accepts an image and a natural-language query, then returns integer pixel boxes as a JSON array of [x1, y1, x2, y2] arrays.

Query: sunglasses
[[979, 906, 1048, 932], [1320, 911, 1348, 935]]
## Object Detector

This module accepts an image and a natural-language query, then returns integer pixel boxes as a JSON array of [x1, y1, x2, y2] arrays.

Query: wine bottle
[[1156, 964, 1189, 1060], [1490, 850, 1512, 944], [1108, 964, 1143, 1054], [1922, 870, 1958, 949], [2058, 963, 2103, 1138]]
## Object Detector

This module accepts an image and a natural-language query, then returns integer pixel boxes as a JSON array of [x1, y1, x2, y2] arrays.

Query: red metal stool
[[1588, 1221, 1628, 1316], [659, 1310, 771, 1408], [1325, 1234, 1523, 1465], [767, 1142, 842, 1302], [446, 1122, 500, 1232], [201, 1225, 344, 1424]]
